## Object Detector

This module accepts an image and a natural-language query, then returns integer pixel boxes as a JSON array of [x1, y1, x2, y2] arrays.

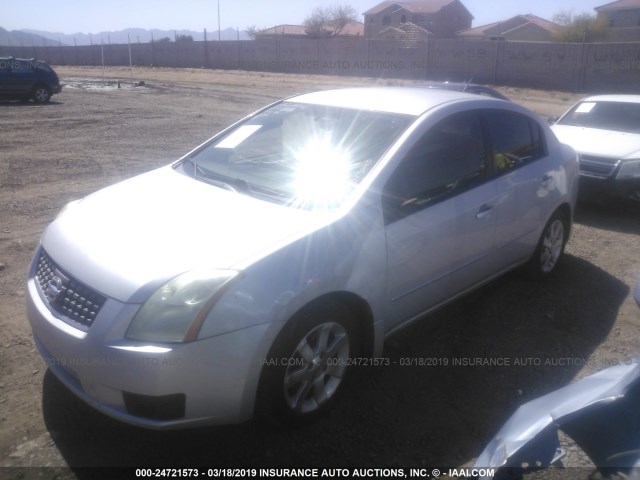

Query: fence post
[[151, 32, 156, 66], [423, 37, 429, 79], [578, 42, 588, 92], [237, 27, 241, 70], [58, 39, 64, 66], [174, 31, 179, 67], [204, 28, 209, 68], [492, 40, 502, 85]]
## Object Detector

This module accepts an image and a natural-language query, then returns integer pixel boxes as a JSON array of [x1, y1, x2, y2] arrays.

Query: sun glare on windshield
[[184, 102, 413, 210], [289, 135, 354, 210]]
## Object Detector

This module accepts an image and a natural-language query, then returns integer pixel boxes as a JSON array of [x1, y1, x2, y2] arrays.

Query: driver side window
[[383, 110, 486, 223], [484, 110, 546, 173]]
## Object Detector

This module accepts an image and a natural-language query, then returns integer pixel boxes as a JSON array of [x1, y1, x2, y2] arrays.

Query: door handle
[[476, 203, 495, 219]]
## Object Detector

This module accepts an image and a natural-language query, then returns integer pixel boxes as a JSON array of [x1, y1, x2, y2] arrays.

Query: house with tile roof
[[595, 0, 640, 40], [364, 0, 473, 39], [457, 14, 560, 42]]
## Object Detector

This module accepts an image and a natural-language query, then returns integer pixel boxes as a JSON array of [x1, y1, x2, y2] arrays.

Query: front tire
[[526, 210, 568, 278], [32, 86, 51, 103], [257, 301, 359, 425]]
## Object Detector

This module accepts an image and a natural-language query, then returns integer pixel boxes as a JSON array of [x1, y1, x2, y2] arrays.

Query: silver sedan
[[550, 94, 640, 202], [27, 87, 579, 428]]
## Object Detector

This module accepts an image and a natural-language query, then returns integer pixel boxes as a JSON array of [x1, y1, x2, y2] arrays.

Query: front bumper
[[27, 274, 280, 429], [579, 174, 640, 202]]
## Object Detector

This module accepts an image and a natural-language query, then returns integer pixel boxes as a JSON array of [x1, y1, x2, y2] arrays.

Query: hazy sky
[[1, 0, 608, 34]]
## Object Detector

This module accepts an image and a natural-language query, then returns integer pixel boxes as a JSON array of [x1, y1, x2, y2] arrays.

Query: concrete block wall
[[1, 37, 638, 92]]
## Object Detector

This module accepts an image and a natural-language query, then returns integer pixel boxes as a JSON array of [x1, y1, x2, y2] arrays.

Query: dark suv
[[0, 57, 62, 103]]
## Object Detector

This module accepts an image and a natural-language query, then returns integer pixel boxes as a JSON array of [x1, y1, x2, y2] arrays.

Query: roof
[[0, 56, 37, 61], [582, 94, 640, 103], [518, 14, 560, 30], [258, 21, 364, 36], [364, 0, 468, 16], [332, 21, 365, 36], [397, 22, 432, 35], [457, 22, 500, 36], [411, 81, 510, 100], [500, 21, 556, 38], [378, 21, 432, 45], [258, 25, 307, 36], [458, 14, 559, 37], [286, 87, 500, 116], [378, 26, 407, 36], [595, 0, 640, 11]]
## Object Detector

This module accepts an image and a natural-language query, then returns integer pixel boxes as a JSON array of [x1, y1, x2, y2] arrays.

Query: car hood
[[551, 125, 640, 159], [42, 166, 332, 302]]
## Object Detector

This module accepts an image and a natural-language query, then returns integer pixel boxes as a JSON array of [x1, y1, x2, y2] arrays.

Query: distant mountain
[[0, 26, 62, 47], [17, 27, 250, 46]]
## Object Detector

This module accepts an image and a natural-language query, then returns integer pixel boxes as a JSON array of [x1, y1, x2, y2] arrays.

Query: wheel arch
[[524, 202, 572, 279], [286, 291, 376, 358], [253, 290, 376, 422], [552, 202, 572, 241]]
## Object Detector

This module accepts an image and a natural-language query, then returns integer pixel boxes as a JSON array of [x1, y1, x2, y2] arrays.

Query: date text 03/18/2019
[[134, 467, 497, 478]]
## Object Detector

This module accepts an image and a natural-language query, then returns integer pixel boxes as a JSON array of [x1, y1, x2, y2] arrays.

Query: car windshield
[[179, 101, 413, 210], [557, 100, 640, 134]]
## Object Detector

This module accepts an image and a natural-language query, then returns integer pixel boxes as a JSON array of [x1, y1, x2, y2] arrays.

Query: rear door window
[[10, 60, 33, 75]]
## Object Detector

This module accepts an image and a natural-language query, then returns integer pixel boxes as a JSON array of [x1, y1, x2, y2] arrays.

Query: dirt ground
[[1, 67, 639, 477]]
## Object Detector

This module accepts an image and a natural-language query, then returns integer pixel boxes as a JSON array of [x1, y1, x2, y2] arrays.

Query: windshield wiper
[[193, 163, 243, 193], [184, 158, 289, 203], [248, 183, 289, 204]]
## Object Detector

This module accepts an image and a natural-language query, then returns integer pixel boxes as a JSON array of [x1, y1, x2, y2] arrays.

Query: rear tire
[[525, 210, 568, 279], [256, 301, 359, 425]]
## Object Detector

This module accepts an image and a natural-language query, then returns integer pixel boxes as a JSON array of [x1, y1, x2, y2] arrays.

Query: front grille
[[123, 392, 186, 420], [35, 250, 106, 327], [579, 155, 619, 179]]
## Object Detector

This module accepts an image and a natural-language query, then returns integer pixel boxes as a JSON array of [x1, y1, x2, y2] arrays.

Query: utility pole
[[218, 0, 221, 40]]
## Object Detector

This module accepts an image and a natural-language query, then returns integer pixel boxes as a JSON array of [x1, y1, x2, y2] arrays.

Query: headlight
[[617, 159, 640, 179], [126, 270, 239, 343]]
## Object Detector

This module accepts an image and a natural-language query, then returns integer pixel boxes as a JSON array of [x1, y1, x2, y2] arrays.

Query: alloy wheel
[[540, 219, 564, 273], [283, 321, 349, 414]]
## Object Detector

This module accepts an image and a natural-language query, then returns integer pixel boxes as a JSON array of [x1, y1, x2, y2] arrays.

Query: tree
[[330, 5, 358, 35], [176, 34, 194, 42], [304, 7, 333, 37], [245, 25, 260, 40], [303, 4, 358, 37], [552, 10, 609, 42], [153, 37, 172, 43]]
